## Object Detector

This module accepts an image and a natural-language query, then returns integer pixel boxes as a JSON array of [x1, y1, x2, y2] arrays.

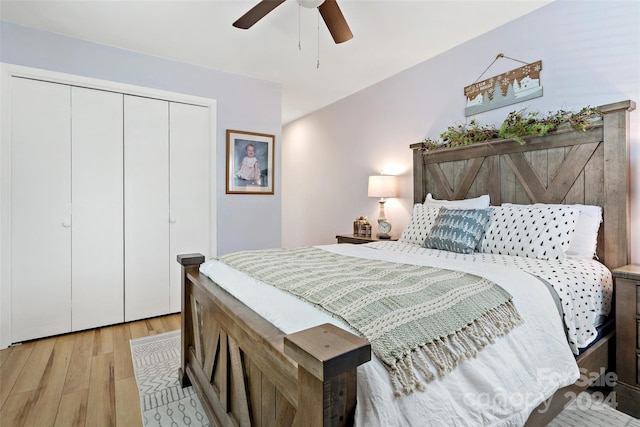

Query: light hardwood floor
[[0, 313, 181, 427]]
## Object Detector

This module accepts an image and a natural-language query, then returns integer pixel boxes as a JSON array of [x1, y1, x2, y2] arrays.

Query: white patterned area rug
[[549, 392, 640, 427], [130, 330, 211, 427], [132, 331, 639, 427]]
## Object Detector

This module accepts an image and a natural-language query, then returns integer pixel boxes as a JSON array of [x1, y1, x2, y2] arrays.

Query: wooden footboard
[[177, 254, 371, 427]]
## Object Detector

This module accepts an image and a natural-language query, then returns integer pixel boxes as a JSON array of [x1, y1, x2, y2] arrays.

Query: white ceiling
[[1, 0, 551, 124]]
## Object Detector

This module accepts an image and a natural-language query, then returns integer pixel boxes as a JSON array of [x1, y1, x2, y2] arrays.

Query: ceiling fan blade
[[318, 0, 353, 44], [233, 0, 287, 29]]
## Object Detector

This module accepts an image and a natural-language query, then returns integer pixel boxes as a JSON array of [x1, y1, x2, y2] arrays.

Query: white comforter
[[200, 243, 583, 426]]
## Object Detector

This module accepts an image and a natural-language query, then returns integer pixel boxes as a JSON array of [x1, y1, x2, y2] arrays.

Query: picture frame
[[226, 129, 275, 195]]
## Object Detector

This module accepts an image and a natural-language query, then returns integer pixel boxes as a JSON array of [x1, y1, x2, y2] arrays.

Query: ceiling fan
[[233, 0, 353, 44]]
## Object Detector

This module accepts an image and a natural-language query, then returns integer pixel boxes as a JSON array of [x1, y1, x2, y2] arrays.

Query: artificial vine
[[420, 106, 602, 150]]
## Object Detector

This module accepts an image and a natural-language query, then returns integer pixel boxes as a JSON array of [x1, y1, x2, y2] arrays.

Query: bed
[[178, 99, 635, 426]]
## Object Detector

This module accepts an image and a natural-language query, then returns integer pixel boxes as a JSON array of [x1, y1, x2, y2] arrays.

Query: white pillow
[[399, 204, 441, 245], [479, 205, 579, 261], [535, 204, 602, 259], [425, 193, 490, 209], [504, 203, 602, 260]]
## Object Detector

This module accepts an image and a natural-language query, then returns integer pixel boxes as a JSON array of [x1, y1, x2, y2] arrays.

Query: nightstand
[[612, 264, 640, 418], [336, 234, 398, 244]]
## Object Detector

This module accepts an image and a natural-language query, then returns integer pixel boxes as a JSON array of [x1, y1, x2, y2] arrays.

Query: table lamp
[[368, 174, 398, 239]]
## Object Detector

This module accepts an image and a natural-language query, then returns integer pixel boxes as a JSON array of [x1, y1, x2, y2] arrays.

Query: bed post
[[284, 323, 371, 427], [600, 99, 635, 269], [412, 145, 426, 204], [177, 253, 205, 388]]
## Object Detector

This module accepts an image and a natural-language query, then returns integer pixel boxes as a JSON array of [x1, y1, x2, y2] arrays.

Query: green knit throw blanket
[[219, 247, 523, 395]]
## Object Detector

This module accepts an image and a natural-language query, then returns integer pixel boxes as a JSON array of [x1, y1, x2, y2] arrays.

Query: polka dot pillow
[[479, 205, 579, 260], [399, 204, 441, 245]]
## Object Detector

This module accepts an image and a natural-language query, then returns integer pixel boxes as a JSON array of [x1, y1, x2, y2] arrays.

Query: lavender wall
[[1, 21, 282, 255], [282, 1, 640, 264]]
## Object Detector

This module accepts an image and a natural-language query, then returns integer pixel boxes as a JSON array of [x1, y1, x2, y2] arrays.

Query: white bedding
[[200, 243, 592, 426]]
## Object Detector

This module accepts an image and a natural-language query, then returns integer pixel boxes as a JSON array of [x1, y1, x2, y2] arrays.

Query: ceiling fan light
[[297, 0, 325, 9]]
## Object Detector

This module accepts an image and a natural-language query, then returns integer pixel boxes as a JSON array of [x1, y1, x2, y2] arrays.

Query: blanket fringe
[[390, 300, 523, 396]]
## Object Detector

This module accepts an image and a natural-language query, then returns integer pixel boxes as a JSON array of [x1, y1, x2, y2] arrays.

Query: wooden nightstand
[[612, 264, 640, 418], [336, 234, 398, 244]]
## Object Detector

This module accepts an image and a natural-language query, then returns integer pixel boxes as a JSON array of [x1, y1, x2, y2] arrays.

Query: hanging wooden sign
[[464, 60, 542, 116]]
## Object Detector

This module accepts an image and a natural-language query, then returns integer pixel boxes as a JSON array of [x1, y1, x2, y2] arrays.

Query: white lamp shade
[[368, 175, 398, 198]]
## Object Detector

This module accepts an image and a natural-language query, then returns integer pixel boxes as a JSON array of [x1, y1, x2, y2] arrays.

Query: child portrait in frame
[[226, 130, 274, 194]]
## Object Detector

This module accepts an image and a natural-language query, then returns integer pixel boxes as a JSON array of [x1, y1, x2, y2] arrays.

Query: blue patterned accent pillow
[[422, 208, 491, 254]]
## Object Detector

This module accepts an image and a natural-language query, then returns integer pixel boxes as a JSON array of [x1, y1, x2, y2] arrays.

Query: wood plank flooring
[[0, 313, 181, 427]]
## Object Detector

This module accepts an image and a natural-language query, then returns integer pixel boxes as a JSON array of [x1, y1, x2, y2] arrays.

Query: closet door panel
[[169, 103, 210, 312], [71, 87, 124, 331], [11, 78, 71, 342], [124, 95, 170, 321]]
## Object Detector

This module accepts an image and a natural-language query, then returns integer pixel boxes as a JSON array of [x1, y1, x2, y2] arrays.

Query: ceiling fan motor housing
[[297, 0, 325, 8]]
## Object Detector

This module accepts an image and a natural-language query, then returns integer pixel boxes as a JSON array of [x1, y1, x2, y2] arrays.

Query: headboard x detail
[[410, 99, 635, 270]]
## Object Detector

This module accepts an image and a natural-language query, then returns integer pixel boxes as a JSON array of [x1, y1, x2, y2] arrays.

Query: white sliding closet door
[[169, 103, 210, 312], [11, 78, 72, 342], [71, 87, 124, 330], [124, 95, 170, 321]]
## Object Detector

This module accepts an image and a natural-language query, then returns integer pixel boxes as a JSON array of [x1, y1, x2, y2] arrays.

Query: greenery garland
[[420, 106, 602, 151]]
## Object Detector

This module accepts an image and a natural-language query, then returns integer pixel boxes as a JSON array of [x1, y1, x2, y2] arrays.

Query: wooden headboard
[[410, 100, 635, 270]]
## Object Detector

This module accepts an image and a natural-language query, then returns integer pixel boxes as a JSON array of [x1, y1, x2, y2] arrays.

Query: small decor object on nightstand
[[368, 173, 398, 239], [377, 219, 392, 239], [353, 216, 371, 237]]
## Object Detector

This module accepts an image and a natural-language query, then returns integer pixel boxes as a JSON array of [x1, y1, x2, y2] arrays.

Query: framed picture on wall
[[226, 129, 275, 195]]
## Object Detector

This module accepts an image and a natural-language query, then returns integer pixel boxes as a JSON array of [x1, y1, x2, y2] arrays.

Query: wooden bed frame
[[178, 99, 635, 427]]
